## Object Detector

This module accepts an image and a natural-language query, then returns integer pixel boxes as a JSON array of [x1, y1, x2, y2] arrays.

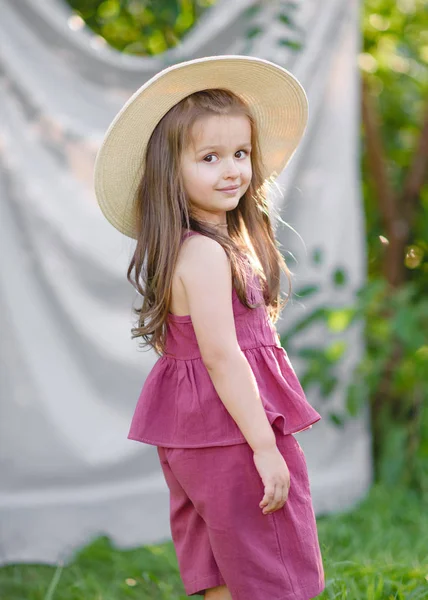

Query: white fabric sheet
[[0, 0, 372, 564]]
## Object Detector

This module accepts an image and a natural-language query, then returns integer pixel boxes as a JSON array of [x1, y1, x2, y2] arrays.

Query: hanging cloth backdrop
[[0, 0, 371, 564]]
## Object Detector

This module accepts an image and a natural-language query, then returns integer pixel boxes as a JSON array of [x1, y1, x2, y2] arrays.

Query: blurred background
[[0, 0, 427, 598]]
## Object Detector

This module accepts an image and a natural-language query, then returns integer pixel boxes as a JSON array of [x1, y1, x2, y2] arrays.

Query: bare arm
[[204, 351, 276, 451], [179, 235, 276, 452]]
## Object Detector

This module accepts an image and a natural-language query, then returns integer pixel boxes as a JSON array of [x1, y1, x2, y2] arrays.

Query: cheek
[[242, 161, 252, 184], [180, 164, 191, 192], [195, 164, 218, 189], [182, 165, 201, 192], [182, 164, 214, 196]]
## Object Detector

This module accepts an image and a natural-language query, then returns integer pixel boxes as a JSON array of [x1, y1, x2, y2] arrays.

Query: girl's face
[[180, 114, 252, 224]]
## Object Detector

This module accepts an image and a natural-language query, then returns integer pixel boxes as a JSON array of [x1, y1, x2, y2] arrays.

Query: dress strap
[[181, 230, 201, 242]]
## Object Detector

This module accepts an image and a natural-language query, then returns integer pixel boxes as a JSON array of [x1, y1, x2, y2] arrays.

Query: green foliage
[[361, 0, 428, 280], [66, 0, 304, 57], [241, 1, 303, 53], [276, 0, 428, 495], [281, 269, 428, 495], [66, 0, 217, 55]]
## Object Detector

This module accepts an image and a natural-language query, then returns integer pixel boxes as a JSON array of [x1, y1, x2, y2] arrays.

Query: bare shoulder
[[176, 234, 239, 366], [177, 233, 229, 278]]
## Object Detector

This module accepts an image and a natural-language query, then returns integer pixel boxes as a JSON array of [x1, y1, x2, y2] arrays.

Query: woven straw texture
[[94, 55, 308, 238]]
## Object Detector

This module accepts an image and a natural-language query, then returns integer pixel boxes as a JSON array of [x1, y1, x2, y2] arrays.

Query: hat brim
[[94, 55, 308, 239]]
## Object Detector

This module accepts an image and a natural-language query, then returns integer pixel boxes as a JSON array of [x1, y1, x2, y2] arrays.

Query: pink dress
[[128, 230, 322, 448], [128, 230, 325, 599]]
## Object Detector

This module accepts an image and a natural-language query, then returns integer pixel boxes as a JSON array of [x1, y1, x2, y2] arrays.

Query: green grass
[[1, 482, 427, 600]]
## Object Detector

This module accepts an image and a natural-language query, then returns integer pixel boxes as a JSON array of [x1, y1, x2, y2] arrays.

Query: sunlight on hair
[[265, 175, 308, 261]]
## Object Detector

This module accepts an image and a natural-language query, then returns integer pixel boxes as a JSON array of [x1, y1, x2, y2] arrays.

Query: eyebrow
[[196, 142, 252, 153]]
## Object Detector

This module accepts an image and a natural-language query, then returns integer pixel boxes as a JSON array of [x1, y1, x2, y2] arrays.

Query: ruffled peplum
[[128, 260, 322, 448]]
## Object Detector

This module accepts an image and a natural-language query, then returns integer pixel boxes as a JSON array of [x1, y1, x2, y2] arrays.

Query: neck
[[197, 219, 228, 228]]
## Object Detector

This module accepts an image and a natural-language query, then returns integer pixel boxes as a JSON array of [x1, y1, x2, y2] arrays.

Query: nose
[[222, 157, 240, 179]]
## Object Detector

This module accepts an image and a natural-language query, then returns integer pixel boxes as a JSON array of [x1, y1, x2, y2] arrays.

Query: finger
[[265, 485, 281, 513], [262, 484, 279, 513], [260, 484, 275, 507], [265, 485, 287, 514], [272, 484, 285, 511], [281, 484, 289, 506]]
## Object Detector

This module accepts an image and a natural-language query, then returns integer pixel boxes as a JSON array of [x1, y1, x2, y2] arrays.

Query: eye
[[203, 154, 218, 163], [235, 149, 250, 159]]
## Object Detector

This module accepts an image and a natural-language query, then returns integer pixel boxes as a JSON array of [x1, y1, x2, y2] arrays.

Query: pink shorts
[[157, 430, 325, 599]]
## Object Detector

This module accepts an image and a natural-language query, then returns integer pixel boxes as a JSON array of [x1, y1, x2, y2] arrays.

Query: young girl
[[95, 55, 325, 600]]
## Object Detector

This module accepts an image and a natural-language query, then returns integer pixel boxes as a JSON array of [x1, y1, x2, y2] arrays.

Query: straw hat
[[94, 55, 308, 239]]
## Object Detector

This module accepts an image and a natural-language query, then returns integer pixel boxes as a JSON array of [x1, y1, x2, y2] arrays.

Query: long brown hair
[[127, 88, 292, 356]]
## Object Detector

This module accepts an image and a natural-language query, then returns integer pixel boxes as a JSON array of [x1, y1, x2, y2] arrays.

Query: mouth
[[217, 185, 240, 192]]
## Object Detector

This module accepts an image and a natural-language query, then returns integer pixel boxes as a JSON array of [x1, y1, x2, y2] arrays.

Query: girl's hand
[[253, 445, 290, 515]]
